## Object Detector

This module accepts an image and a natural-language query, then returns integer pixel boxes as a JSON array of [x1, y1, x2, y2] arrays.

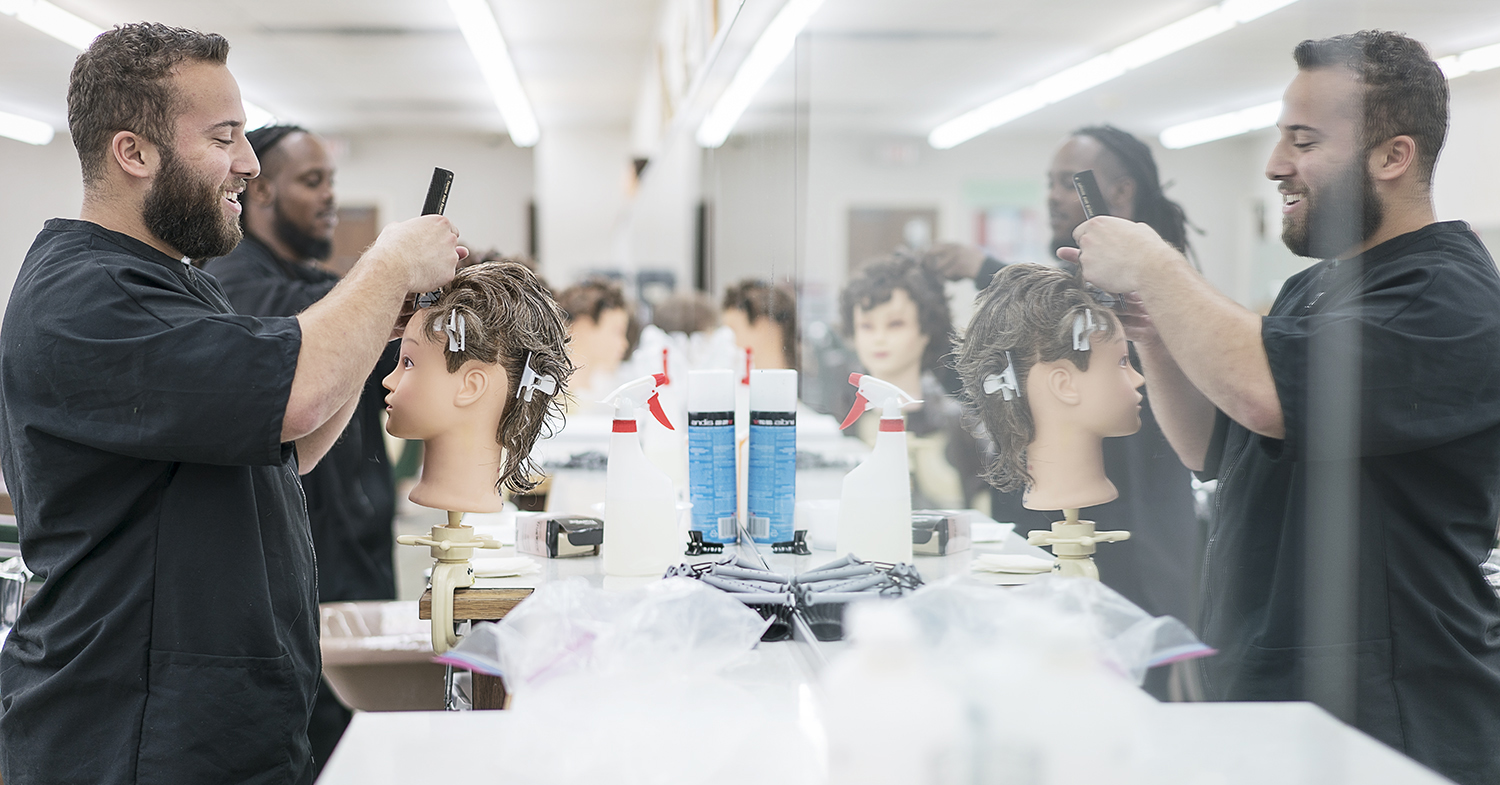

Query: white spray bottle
[[602, 373, 678, 577], [836, 373, 920, 563]]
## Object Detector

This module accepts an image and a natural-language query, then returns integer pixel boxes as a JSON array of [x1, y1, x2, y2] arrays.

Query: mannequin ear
[[1045, 363, 1082, 406], [454, 364, 491, 408]]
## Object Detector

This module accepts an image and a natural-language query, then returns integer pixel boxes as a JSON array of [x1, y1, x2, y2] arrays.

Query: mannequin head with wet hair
[[384, 261, 574, 512], [955, 264, 1143, 511]]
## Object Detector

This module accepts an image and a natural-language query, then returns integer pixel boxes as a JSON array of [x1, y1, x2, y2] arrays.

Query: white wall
[[534, 125, 635, 286], [332, 129, 533, 262], [0, 136, 84, 317]]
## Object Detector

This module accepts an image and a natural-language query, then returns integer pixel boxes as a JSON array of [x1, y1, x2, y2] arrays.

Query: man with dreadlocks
[[204, 124, 397, 775], [927, 126, 1202, 698]]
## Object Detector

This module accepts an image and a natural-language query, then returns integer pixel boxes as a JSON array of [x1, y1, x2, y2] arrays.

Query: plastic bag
[[901, 574, 1212, 686], [437, 576, 771, 689]]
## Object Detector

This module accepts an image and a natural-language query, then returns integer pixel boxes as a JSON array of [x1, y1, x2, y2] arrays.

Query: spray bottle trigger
[[840, 393, 869, 430], [646, 391, 674, 430]]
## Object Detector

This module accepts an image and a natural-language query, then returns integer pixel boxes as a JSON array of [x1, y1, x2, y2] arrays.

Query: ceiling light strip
[[2, 1, 278, 133], [696, 0, 826, 149], [0, 108, 55, 145], [1160, 39, 1500, 150], [447, 0, 540, 148], [926, 0, 1301, 150]]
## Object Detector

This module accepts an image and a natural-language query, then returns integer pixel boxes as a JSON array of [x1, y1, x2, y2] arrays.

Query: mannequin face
[[383, 317, 509, 440], [853, 288, 928, 380], [1029, 329, 1143, 438], [568, 307, 630, 381], [722, 307, 789, 370], [1068, 331, 1144, 437]]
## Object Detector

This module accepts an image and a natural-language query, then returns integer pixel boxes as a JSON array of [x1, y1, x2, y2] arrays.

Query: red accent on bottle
[[879, 418, 905, 432], [613, 419, 637, 433], [661, 348, 670, 385], [840, 392, 869, 430]]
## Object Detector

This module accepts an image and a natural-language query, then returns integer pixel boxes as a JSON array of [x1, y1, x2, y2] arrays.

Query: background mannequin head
[[840, 255, 951, 388], [721, 278, 797, 370], [558, 277, 633, 391], [956, 264, 1142, 503], [384, 261, 573, 503]]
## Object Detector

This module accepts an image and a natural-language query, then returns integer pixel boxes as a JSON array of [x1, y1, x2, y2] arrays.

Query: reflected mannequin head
[[244, 125, 337, 262], [68, 23, 256, 260], [1268, 32, 1447, 260], [558, 278, 632, 391], [722, 278, 797, 370], [956, 264, 1143, 509], [840, 255, 951, 383], [383, 262, 573, 510], [1047, 125, 1190, 257]]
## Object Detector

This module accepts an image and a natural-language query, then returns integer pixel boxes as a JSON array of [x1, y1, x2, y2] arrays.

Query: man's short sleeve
[[19, 260, 300, 466], [1260, 258, 1500, 462]]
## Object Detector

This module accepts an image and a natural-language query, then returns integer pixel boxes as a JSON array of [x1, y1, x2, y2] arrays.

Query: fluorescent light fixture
[[1162, 39, 1500, 149], [0, 0, 103, 50], [243, 101, 276, 132], [927, 0, 1301, 150], [696, 0, 826, 148], [447, 0, 539, 147], [1160, 100, 1280, 149], [1437, 41, 1500, 79], [0, 108, 55, 145]]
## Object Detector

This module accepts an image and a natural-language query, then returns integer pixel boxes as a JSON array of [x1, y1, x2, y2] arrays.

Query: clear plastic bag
[[901, 574, 1212, 686]]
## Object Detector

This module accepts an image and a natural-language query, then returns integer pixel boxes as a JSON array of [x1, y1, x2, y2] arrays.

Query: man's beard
[[1282, 158, 1383, 259], [272, 199, 333, 261], [142, 146, 243, 260]]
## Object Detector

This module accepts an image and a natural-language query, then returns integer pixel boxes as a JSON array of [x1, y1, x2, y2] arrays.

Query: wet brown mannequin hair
[[419, 262, 575, 493], [954, 263, 1119, 492]]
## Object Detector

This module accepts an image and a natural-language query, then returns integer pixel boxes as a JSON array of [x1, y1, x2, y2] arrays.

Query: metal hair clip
[[435, 309, 466, 352], [515, 351, 558, 402], [414, 290, 442, 309], [983, 351, 1021, 401], [1072, 309, 1101, 352]]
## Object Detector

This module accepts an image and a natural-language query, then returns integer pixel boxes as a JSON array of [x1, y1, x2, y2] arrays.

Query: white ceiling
[[1, 0, 1498, 147]]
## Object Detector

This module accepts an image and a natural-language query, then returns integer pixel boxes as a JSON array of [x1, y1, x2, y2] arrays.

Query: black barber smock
[[1199, 221, 1500, 785], [0, 219, 318, 785], [206, 235, 397, 603]]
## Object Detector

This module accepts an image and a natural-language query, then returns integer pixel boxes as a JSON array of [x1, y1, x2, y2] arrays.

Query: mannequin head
[[383, 262, 573, 510], [558, 278, 632, 391], [841, 256, 951, 384], [955, 264, 1143, 509], [722, 278, 797, 370]]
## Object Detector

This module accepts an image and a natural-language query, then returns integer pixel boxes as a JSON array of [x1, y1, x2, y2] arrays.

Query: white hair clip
[[516, 351, 558, 402], [1073, 309, 1101, 352], [435, 309, 466, 352], [983, 351, 1021, 401]]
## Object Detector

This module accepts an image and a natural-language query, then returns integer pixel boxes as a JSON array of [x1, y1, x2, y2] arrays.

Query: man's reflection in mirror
[[839, 256, 987, 511]]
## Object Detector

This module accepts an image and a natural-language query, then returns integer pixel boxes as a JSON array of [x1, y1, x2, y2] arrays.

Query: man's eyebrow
[[1282, 123, 1319, 134], [206, 119, 243, 132]]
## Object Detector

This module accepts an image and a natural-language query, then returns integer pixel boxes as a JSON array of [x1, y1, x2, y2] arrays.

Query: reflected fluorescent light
[[0, 0, 103, 50], [1163, 39, 1500, 149], [0, 109, 55, 145], [927, 0, 1302, 150], [1160, 101, 1280, 149], [696, 0, 825, 148], [447, 0, 539, 147]]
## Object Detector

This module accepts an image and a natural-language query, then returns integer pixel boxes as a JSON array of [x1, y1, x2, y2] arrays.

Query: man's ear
[[454, 364, 491, 408], [111, 131, 157, 182], [1370, 134, 1418, 183], [1044, 363, 1082, 406], [246, 177, 275, 208]]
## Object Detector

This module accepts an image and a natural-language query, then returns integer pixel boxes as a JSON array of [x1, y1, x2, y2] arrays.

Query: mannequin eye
[[402, 355, 414, 370]]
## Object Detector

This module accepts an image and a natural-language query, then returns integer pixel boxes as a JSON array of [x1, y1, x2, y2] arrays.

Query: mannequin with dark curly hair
[[841, 255, 985, 509], [383, 262, 574, 512]]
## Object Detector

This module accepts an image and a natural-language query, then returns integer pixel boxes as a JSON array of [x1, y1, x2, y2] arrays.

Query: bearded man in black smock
[[203, 124, 397, 775], [1062, 31, 1500, 785], [0, 24, 464, 785]]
